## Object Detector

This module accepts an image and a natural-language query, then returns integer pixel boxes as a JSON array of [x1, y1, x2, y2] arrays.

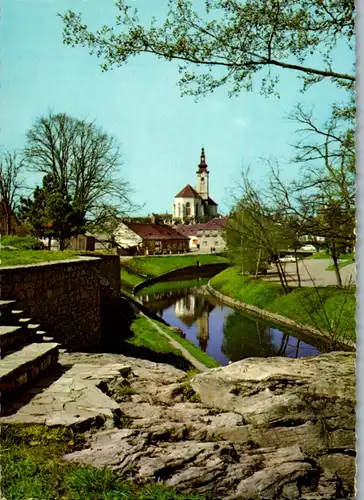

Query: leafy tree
[[24, 112, 135, 230], [60, 0, 355, 98], [20, 174, 86, 250], [0, 150, 26, 235]]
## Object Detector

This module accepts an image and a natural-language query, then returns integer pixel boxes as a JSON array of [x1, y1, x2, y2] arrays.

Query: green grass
[[127, 316, 219, 369], [136, 278, 209, 296], [127, 316, 182, 355], [0, 424, 205, 500], [326, 258, 355, 271], [122, 254, 227, 279], [0, 249, 80, 267], [210, 266, 356, 342], [121, 267, 145, 286], [159, 323, 220, 369], [308, 251, 354, 260]]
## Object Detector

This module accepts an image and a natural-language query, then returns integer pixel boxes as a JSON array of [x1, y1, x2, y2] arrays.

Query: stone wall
[[0, 255, 121, 351]]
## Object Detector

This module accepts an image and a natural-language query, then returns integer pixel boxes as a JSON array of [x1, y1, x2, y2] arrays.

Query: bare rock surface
[[60, 351, 355, 499]]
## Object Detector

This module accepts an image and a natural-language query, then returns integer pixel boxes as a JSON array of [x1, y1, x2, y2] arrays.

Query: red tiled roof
[[175, 184, 201, 199], [176, 217, 228, 236], [124, 222, 189, 241], [176, 225, 200, 237]]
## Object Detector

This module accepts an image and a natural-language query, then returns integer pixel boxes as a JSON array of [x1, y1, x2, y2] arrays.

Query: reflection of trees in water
[[222, 311, 288, 361]]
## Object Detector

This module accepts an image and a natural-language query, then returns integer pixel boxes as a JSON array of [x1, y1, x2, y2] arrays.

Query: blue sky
[[1, 0, 353, 215]]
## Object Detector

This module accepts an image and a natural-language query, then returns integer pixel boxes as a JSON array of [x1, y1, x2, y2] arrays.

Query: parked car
[[299, 244, 317, 252], [278, 255, 296, 263]]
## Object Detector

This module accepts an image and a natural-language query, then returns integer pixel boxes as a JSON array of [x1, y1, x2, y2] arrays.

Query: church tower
[[196, 147, 209, 201]]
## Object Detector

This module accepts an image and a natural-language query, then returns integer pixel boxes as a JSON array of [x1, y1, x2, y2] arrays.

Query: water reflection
[[137, 285, 323, 366]]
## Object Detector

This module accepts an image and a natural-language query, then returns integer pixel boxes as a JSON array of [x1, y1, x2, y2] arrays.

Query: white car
[[278, 255, 296, 263], [299, 244, 317, 252]]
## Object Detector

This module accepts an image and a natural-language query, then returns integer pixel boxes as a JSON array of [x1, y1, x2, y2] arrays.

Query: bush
[[0, 235, 45, 250]]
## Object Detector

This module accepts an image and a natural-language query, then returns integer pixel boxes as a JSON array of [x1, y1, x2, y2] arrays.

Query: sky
[[1, 0, 354, 216]]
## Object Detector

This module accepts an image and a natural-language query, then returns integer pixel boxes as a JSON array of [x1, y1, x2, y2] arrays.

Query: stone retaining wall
[[207, 283, 356, 351], [0, 255, 121, 351]]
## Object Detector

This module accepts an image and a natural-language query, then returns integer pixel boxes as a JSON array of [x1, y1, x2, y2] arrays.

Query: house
[[177, 216, 228, 252], [114, 222, 189, 255], [173, 148, 218, 222], [0, 200, 27, 237]]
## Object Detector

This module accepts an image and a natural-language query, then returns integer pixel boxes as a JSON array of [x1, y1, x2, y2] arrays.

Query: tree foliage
[[20, 174, 86, 250], [24, 112, 134, 229], [60, 0, 355, 98]]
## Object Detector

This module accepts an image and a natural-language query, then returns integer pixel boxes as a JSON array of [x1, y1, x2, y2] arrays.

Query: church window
[[178, 204, 181, 218], [195, 204, 198, 215], [201, 177, 204, 182], [186, 202, 191, 216]]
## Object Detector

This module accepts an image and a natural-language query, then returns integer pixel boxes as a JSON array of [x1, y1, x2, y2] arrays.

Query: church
[[173, 148, 218, 222]]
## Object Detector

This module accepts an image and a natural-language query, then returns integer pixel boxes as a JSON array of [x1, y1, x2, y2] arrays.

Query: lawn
[[136, 278, 210, 297], [326, 257, 355, 271], [0, 249, 80, 267], [127, 316, 182, 355], [122, 254, 227, 279], [159, 323, 220, 369], [0, 424, 205, 500], [210, 266, 356, 342], [127, 315, 220, 369]]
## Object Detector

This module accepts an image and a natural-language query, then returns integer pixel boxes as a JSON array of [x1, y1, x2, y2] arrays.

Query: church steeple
[[197, 147, 208, 172], [196, 147, 209, 200]]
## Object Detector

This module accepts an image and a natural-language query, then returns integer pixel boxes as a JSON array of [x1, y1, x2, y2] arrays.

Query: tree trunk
[[255, 234, 263, 278], [6, 211, 11, 235], [48, 237, 51, 251], [294, 249, 301, 287], [274, 259, 290, 294], [332, 255, 343, 287]]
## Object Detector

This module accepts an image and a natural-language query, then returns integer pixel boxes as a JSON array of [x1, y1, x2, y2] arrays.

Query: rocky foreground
[[59, 351, 356, 499]]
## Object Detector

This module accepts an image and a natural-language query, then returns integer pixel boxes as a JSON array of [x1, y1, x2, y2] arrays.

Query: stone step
[[0, 300, 17, 324], [18, 318, 33, 327], [0, 325, 34, 353], [0, 342, 59, 404]]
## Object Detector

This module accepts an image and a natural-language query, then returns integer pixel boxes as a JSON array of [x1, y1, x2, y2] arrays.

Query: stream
[[136, 281, 324, 366]]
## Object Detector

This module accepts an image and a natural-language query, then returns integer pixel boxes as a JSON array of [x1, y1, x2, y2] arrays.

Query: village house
[[114, 221, 189, 255], [177, 216, 228, 253]]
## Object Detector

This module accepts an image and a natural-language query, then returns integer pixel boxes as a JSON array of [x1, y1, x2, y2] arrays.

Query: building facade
[[173, 148, 218, 222], [114, 222, 189, 255]]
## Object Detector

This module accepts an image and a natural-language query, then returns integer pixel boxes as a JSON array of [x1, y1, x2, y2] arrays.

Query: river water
[[136, 283, 323, 366]]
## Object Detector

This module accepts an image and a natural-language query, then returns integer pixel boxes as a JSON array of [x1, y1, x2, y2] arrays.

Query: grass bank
[[120, 254, 227, 293], [125, 316, 219, 370], [136, 278, 209, 297], [210, 267, 356, 342], [0, 249, 80, 267], [158, 322, 220, 369], [0, 424, 204, 500]]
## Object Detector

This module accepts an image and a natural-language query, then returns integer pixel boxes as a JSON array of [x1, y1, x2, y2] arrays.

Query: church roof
[[204, 197, 218, 206], [175, 184, 201, 199]]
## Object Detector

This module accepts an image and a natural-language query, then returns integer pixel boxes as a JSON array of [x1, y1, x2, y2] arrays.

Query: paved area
[[0, 362, 130, 427], [264, 259, 356, 287]]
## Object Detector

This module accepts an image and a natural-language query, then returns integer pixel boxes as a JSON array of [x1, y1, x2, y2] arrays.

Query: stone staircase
[[0, 299, 62, 414]]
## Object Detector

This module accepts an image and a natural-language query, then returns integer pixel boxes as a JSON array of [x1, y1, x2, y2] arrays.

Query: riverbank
[[209, 266, 356, 348], [120, 254, 227, 291], [125, 315, 220, 371]]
